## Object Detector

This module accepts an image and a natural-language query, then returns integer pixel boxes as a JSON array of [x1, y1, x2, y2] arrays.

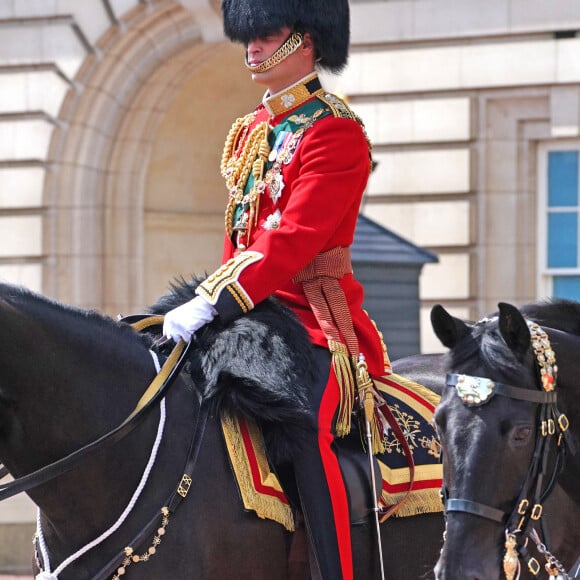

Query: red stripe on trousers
[[318, 370, 354, 580]]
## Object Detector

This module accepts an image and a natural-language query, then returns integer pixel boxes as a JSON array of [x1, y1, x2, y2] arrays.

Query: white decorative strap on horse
[[36, 572, 57, 580], [35, 394, 167, 579]]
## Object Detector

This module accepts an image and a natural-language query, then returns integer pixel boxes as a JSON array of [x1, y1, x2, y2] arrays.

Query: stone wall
[[345, 0, 580, 350], [1, 0, 580, 570]]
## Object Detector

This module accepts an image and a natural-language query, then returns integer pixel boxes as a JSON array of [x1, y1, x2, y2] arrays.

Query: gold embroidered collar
[[263, 73, 324, 117]]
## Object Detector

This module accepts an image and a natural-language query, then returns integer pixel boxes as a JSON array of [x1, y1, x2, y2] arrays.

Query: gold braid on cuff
[[245, 32, 303, 74]]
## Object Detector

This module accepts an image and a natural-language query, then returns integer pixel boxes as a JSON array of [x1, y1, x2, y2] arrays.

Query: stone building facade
[[1, 0, 580, 571], [347, 0, 580, 351]]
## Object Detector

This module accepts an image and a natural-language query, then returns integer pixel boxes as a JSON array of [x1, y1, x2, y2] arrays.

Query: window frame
[[537, 141, 580, 298]]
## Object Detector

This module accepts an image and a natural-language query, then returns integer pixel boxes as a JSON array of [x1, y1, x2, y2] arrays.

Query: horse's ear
[[431, 304, 470, 349], [498, 302, 530, 357]]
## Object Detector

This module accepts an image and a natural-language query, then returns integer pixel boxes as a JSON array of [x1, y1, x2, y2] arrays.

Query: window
[[538, 144, 580, 299]]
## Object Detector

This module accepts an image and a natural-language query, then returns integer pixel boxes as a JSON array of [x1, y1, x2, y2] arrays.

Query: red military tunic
[[197, 72, 390, 382], [197, 72, 390, 580]]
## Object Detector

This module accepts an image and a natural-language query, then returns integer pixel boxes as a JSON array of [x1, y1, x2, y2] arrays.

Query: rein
[[36, 390, 168, 578], [28, 315, 211, 579], [94, 392, 210, 580], [0, 316, 189, 502], [441, 320, 573, 579]]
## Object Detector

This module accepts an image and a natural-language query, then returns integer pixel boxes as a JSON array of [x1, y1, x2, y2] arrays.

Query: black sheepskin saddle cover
[[148, 277, 319, 461]]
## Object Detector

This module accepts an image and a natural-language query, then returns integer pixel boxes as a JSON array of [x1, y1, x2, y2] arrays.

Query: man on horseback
[[163, 1, 391, 578]]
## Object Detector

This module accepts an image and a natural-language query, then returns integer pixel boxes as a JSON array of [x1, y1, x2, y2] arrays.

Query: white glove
[[163, 295, 217, 343]]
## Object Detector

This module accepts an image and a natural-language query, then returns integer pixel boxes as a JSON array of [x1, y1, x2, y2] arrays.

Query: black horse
[[431, 302, 580, 580], [0, 281, 443, 580]]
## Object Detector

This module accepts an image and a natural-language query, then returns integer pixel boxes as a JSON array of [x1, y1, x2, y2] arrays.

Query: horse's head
[[0, 283, 156, 480], [430, 303, 574, 580]]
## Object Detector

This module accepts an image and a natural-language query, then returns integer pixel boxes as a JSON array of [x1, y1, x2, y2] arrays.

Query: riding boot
[[295, 458, 346, 580], [292, 345, 353, 580]]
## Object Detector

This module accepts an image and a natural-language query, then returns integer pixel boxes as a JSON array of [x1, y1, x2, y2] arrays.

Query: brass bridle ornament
[[442, 320, 572, 579]]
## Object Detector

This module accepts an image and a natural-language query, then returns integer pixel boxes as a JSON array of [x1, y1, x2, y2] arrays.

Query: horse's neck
[[391, 353, 446, 396], [558, 447, 580, 506], [557, 379, 580, 505], [34, 370, 198, 577], [541, 484, 580, 569]]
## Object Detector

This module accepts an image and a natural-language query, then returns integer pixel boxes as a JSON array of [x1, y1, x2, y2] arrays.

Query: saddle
[[128, 309, 442, 529], [222, 373, 443, 532]]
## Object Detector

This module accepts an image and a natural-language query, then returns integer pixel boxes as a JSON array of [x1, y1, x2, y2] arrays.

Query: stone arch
[[45, 0, 261, 313]]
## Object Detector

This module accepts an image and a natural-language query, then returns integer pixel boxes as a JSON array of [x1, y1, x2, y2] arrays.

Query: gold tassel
[[329, 340, 355, 437], [356, 357, 386, 454], [370, 406, 386, 455], [503, 533, 519, 580]]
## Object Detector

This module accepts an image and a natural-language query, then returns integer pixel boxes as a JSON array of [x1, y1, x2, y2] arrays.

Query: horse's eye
[[512, 425, 532, 443]]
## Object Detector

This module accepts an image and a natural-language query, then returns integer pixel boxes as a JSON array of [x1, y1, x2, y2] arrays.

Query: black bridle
[[442, 373, 566, 523], [0, 314, 213, 578], [440, 321, 572, 578]]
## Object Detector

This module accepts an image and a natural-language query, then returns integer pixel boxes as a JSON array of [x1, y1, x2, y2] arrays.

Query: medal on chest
[[221, 105, 328, 247]]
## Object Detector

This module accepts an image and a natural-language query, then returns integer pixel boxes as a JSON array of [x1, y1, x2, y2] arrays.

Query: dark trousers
[[293, 346, 353, 580]]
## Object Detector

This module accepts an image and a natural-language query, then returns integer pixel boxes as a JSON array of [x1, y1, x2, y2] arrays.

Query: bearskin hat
[[221, 0, 350, 73]]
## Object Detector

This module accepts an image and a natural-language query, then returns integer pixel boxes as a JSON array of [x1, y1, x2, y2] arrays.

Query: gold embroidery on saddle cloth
[[221, 413, 295, 532], [374, 374, 444, 519], [221, 376, 443, 526]]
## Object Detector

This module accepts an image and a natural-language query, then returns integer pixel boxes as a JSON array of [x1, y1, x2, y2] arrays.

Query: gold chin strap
[[245, 32, 303, 74]]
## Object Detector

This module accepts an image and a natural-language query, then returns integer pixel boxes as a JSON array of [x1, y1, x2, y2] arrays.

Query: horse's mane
[[0, 282, 144, 350], [449, 317, 525, 383], [149, 277, 318, 461], [448, 298, 580, 383], [519, 298, 580, 335]]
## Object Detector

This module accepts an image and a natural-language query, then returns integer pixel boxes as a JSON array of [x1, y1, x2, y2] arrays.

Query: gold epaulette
[[317, 92, 373, 169], [317, 92, 358, 121]]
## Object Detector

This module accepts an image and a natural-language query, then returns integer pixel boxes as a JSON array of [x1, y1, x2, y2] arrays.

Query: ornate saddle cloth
[[221, 373, 443, 531], [373, 374, 443, 518]]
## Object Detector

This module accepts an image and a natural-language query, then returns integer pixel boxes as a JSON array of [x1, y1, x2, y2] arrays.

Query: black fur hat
[[221, 0, 350, 73]]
